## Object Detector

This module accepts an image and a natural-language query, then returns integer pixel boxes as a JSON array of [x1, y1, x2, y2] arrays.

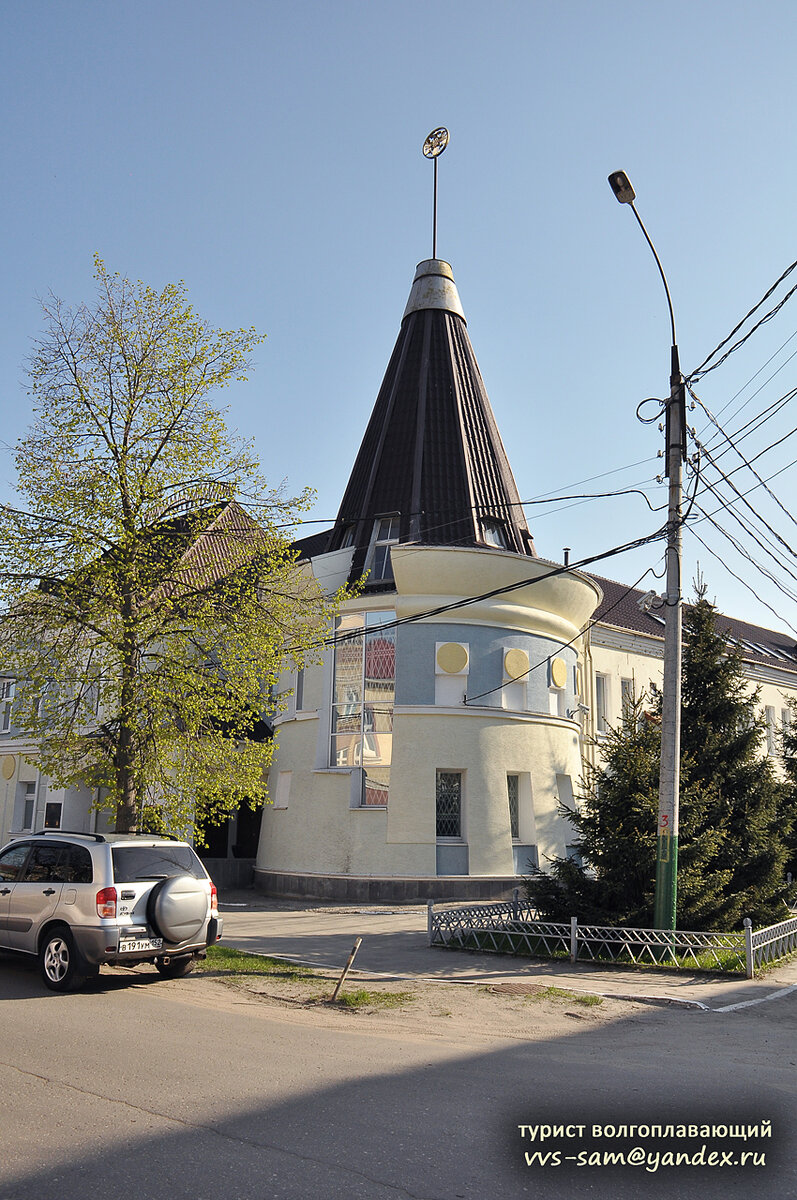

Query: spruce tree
[[680, 588, 789, 927], [525, 702, 660, 926], [526, 586, 791, 929], [776, 706, 797, 885]]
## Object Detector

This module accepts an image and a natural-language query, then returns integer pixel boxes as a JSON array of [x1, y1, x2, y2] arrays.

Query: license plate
[[118, 937, 163, 953]]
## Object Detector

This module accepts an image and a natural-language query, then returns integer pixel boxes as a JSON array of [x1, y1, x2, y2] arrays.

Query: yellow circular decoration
[[1, 755, 16, 781], [550, 657, 568, 689], [504, 648, 529, 680], [436, 642, 468, 674]]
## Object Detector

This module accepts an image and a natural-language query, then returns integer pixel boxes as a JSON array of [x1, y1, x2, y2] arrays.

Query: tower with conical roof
[[326, 258, 535, 587], [255, 150, 600, 901]]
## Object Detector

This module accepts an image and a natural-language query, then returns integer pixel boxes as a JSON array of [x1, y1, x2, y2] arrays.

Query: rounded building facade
[[255, 259, 601, 900]]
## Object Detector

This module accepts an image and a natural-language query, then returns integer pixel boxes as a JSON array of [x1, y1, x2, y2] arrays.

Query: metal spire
[[423, 127, 449, 259]]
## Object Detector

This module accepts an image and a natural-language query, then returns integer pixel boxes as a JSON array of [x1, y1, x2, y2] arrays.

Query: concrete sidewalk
[[218, 891, 797, 1013]]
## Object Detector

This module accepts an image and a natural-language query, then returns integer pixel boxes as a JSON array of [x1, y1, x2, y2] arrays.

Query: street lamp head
[[608, 170, 636, 204]]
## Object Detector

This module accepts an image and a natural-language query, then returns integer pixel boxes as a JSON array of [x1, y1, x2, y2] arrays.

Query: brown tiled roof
[[590, 573, 797, 673]]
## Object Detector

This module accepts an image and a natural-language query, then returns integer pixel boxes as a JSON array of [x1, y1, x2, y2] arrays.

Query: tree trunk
[[115, 620, 139, 833]]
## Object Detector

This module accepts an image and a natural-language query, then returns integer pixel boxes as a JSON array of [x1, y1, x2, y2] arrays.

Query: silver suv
[[0, 830, 223, 992]]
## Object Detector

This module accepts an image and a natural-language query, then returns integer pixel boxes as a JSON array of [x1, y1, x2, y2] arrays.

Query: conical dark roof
[[327, 259, 535, 586]]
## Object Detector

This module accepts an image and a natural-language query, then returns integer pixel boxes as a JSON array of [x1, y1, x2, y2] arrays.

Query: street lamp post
[[608, 170, 686, 931]]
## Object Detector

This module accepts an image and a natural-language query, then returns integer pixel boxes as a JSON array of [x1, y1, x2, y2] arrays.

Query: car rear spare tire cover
[[148, 875, 208, 943]]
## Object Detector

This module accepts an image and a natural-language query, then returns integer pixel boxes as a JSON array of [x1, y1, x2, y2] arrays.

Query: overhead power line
[[463, 564, 659, 704], [689, 257, 797, 381], [689, 399, 797, 540], [689, 523, 797, 639], [284, 525, 668, 655]]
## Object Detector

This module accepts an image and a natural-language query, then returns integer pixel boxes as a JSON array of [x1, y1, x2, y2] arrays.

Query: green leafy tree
[[0, 258, 342, 836], [527, 589, 790, 929]]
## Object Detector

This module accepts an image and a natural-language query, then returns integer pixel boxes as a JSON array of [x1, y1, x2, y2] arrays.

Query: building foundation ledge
[[253, 869, 523, 904]]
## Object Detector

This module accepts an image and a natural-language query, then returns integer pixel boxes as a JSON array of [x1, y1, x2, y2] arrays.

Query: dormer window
[[481, 517, 508, 549], [368, 515, 400, 582]]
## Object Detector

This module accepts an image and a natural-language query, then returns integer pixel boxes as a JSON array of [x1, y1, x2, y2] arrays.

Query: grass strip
[[195, 944, 317, 979], [333, 988, 415, 1011]]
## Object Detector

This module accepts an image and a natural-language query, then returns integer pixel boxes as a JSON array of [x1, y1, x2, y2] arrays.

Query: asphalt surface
[[1, 935, 795, 1200], [218, 890, 797, 1012]]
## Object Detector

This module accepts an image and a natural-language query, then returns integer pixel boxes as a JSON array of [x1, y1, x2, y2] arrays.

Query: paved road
[[0, 950, 795, 1200], [218, 893, 797, 1012]]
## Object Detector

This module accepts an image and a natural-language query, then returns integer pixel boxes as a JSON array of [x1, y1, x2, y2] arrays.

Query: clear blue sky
[[3, 0, 797, 634]]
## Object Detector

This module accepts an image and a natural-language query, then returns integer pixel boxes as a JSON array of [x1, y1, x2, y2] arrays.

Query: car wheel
[[39, 928, 87, 993], [147, 875, 208, 943], [155, 956, 195, 979]]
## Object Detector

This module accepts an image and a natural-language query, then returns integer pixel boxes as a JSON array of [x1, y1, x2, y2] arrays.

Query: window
[[295, 668, 304, 712], [82, 681, 100, 717], [0, 680, 14, 733], [595, 673, 609, 733], [766, 706, 777, 756], [556, 773, 575, 809], [436, 770, 462, 838], [21, 843, 66, 883], [330, 611, 395, 806], [507, 774, 520, 839], [44, 801, 62, 829], [22, 781, 36, 830], [621, 677, 635, 723], [368, 516, 400, 582], [363, 768, 390, 807], [0, 843, 30, 882], [111, 844, 206, 882], [481, 518, 508, 549]]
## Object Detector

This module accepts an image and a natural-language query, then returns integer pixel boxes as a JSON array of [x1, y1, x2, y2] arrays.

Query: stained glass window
[[330, 611, 395, 806]]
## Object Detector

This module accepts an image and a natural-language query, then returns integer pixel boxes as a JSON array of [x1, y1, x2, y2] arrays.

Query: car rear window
[[111, 844, 207, 883]]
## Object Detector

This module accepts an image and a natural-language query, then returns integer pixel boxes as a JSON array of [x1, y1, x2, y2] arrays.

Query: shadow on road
[[0, 951, 173, 1000], [0, 961, 794, 1200]]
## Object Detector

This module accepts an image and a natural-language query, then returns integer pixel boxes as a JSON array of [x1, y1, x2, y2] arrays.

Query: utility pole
[[656, 343, 685, 929], [608, 170, 686, 930]]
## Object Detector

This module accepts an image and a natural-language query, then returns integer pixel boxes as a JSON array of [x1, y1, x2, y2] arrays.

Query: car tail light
[[96, 886, 117, 918], [210, 882, 218, 916]]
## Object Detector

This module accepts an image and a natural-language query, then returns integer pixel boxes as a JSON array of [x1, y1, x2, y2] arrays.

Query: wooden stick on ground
[[330, 937, 363, 1002]]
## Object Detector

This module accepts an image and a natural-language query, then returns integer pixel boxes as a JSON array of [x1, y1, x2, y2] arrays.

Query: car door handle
[[42, 888, 56, 896], [0, 887, 10, 895]]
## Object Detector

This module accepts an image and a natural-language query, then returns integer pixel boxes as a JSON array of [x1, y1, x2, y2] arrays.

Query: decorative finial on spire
[[423, 127, 449, 260]]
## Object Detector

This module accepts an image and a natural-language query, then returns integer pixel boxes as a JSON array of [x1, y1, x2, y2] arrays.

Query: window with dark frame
[[369, 516, 400, 582], [436, 770, 462, 838], [507, 774, 520, 840], [481, 518, 508, 549], [44, 801, 62, 829]]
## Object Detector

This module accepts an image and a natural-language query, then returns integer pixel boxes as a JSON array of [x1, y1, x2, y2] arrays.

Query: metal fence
[[747, 913, 797, 976], [428, 896, 797, 977]]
